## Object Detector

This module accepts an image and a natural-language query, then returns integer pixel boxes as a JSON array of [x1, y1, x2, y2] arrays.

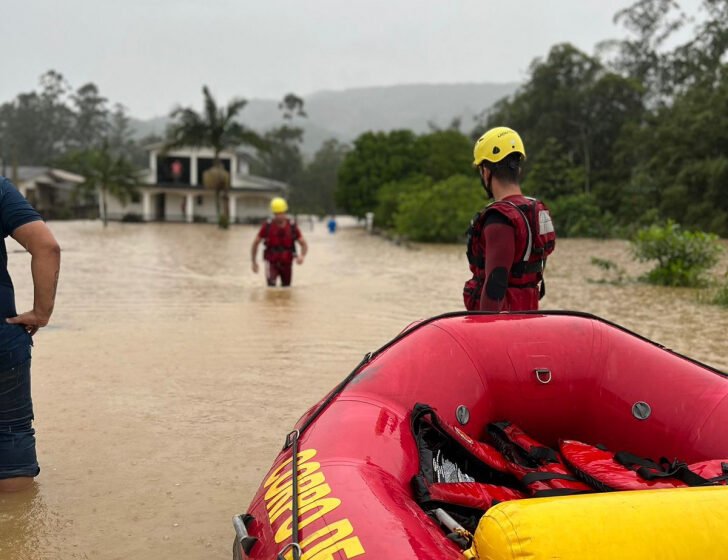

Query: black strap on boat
[[521, 472, 582, 485], [279, 430, 302, 560], [616, 452, 725, 487], [532, 488, 591, 497]]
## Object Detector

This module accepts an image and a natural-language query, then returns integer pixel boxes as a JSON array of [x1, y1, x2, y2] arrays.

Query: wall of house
[[105, 195, 143, 221], [235, 194, 271, 222], [104, 189, 274, 223]]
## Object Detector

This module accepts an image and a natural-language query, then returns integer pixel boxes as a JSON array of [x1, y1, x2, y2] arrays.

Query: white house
[[104, 144, 287, 223], [11, 167, 89, 219]]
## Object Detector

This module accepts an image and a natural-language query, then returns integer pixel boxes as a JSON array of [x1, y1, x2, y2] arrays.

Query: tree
[[251, 125, 304, 185], [72, 83, 109, 150], [480, 43, 643, 196], [165, 86, 264, 228], [414, 130, 473, 181], [65, 142, 139, 227], [0, 70, 75, 167], [394, 175, 485, 242], [108, 103, 134, 157], [293, 139, 349, 214], [336, 130, 419, 217]]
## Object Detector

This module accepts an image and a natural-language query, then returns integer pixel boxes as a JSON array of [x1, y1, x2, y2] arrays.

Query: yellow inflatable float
[[465, 486, 728, 559]]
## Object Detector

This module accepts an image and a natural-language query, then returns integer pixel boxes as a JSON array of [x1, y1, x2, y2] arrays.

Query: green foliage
[[522, 137, 584, 199], [631, 220, 723, 287], [547, 193, 617, 238], [62, 142, 139, 227], [336, 128, 474, 218], [393, 175, 485, 243], [588, 257, 627, 284], [166, 85, 266, 228], [336, 130, 419, 218], [217, 214, 230, 229], [711, 275, 728, 307], [375, 175, 432, 229], [480, 43, 643, 196], [413, 130, 473, 181], [166, 86, 264, 156], [291, 139, 349, 215], [251, 125, 304, 184]]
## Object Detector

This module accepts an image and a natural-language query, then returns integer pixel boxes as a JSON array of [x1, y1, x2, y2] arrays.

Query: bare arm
[[251, 235, 262, 273], [7, 221, 61, 335], [296, 236, 308, 265]]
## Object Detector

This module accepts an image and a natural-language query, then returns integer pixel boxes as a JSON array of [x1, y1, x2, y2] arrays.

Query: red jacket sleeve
[[479, 215, 515, 312]]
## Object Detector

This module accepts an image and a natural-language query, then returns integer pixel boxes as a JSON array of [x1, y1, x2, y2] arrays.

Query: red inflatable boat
[[232, 311, 728, 559]]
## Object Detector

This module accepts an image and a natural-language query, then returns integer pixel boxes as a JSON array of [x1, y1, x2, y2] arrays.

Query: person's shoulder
[[483, 200, 517, 226], [0, 176, 11, 196]]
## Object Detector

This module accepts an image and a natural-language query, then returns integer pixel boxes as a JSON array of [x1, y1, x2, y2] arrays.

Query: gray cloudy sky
[[1, 0, 702, 118]]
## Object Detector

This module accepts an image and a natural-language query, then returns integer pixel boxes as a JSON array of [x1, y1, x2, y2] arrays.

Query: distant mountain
[[130, 82, 518, 156]]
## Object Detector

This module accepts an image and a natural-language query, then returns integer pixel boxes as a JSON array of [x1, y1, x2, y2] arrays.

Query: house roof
[[4, 167, 84, 185]]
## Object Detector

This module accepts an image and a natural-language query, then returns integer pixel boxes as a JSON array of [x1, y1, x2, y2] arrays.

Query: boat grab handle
[[232, 514, 258, 557], [534, 368, 552, 384]]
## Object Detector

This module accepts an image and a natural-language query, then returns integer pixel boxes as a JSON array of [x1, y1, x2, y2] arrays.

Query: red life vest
[[464, 196, 555, 311], [262, 218, 298, 265], [487, 422, 592, 497], [560, 440, 728, 491], [410, 404, 588, 516]]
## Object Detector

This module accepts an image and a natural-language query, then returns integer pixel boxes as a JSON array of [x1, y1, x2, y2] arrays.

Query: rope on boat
[[278, 430, 302, 560]]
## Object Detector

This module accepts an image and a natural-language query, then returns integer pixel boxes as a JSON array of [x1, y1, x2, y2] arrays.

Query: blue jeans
[[0, 323, 38, 479]]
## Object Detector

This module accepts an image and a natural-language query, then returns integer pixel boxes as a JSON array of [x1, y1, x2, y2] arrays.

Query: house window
[[131, 191, 142, 203], [156, 156, 191, 185], [196, 195, 204, 206]]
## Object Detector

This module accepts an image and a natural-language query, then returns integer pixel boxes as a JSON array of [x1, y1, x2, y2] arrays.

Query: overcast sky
[[1, 0, 703, 119]]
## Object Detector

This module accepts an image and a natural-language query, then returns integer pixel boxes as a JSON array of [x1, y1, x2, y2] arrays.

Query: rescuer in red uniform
[[251, 197, 308, 287], [464, 127, 556, 312]]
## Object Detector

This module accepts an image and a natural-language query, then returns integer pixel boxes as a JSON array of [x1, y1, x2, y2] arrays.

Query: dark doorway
[[154, 193, 166, 220]]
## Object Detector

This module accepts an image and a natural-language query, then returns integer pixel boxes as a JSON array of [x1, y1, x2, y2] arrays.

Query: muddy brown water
[[1, 220, 726, 560]]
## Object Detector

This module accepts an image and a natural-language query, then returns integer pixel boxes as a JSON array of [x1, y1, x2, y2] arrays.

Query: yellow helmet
[[473, 127, 526, 166], [270, 197, 288, 214]]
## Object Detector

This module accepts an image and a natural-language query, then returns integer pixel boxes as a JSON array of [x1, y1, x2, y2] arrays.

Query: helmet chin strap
[[480, 166, 494, 199]]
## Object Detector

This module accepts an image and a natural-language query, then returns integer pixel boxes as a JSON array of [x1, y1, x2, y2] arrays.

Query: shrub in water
[[394, 175, 485, 243], [631, 220, 723, 287], [712, 275, 728, 307]]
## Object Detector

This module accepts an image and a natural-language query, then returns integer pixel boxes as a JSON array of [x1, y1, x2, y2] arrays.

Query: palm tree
[[69, 142, 139, 227], [165, 86, 264, 228]]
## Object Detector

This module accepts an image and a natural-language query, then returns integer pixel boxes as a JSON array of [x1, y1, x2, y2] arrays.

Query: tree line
[[335, 0, 728, 240], [0, 72, 347, 224], [1, 0, 725, 235]]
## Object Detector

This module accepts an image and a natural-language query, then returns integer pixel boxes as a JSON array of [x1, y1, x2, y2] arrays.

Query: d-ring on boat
[[232, 311, 728, 559]]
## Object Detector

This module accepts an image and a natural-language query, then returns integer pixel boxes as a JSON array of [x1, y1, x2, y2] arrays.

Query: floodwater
[[1, 220, 727, 560]]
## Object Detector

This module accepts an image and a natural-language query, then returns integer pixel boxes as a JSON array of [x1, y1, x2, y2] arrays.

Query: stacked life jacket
[[464, 196, 555, 311], [262, 218, 299, 265], [410, 404, 589, 521], [560, 440, 728, 491]]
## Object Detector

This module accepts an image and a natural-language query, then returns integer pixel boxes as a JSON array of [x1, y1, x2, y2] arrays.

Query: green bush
[[393, 175, 485, 242], [631, 220, 723, 287], [546, 193, 618, 238], [588, 257, 627, 284], [375, 175, 431, 229], [711, 275, 728, 307]]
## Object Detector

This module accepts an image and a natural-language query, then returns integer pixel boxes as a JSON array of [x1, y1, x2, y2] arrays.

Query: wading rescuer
[[251, 197, 308, 287], [464, 127, 555, 311]]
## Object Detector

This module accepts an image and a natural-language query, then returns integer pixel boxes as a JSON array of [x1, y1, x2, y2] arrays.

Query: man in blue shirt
[[0, 176, 60, 492]]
